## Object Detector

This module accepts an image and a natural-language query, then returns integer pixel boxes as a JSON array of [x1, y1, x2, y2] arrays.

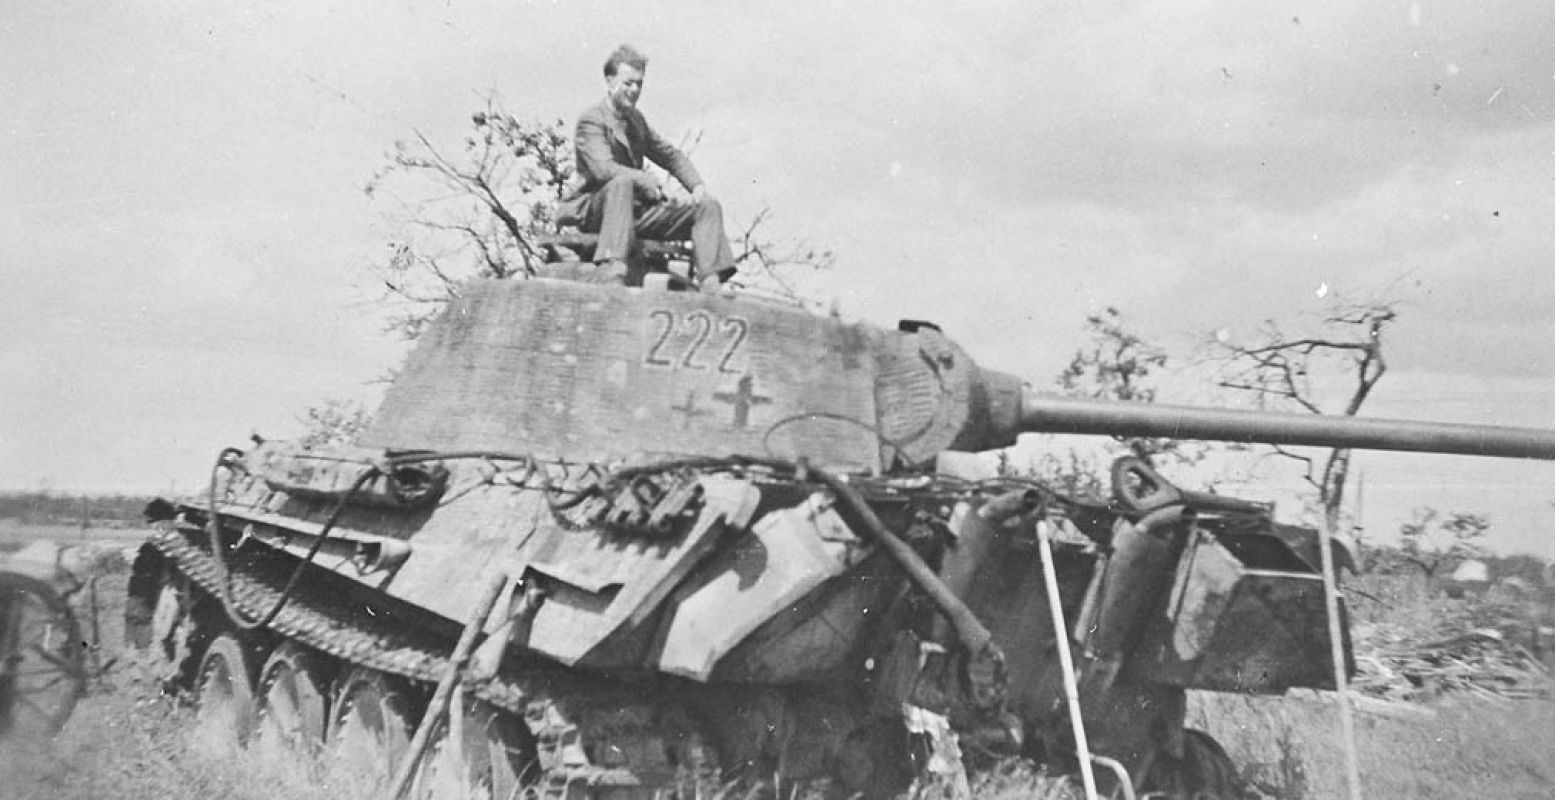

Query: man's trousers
[[569, 174, 737, 282]]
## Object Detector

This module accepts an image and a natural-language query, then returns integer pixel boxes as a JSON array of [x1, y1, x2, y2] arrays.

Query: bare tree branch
[[365, 96, 574, 337], [1207, 298, 1399, 529], [1006, 308, 1217, 493], [366, 96, 832, 336]]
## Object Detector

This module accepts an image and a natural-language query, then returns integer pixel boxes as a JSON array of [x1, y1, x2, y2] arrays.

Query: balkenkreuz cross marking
[[713, 375, 772, 430], [670, 391, 711, 429]]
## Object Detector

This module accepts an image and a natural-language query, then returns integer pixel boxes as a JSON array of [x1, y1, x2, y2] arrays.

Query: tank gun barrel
[[1018, 391, 1555, 461]]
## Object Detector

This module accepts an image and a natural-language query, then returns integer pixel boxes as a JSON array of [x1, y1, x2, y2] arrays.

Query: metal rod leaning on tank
[[1319, 514, 1364, 800], [1033, 512, 1099, 800], [805, 464, 1002, 683], [388, 570, 510, 800]]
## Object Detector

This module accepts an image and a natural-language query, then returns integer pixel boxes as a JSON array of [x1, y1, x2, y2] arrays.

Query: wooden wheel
[[255, 642, 330, 753], [193, 633, 259, 750], [0, 571, 85, 743], [328, 668, 418, 790]]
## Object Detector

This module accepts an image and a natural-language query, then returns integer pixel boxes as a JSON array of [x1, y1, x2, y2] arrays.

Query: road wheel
[[419, 694, 537, 800], [194, 633, 259, 750], [1137, 728, 1249, 800], [255, 642, 330, 754], [0, 572, 85, 743], [328, 667, 418, 791]]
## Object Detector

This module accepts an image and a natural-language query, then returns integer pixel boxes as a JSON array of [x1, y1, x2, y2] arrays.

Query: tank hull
[[123, 277, 1555, 798]]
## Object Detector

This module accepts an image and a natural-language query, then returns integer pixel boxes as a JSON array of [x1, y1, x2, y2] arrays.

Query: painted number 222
[[644, 310, 749, 374]]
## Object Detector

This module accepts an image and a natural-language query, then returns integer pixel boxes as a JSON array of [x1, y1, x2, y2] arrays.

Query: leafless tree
[[1207, 299, 1397, 530], [296, 398, 375, 449], [364, 96, 573, 339], [1059, 307, 1164, 404], [1009, 307, 1212, 496], [1397, 507, 1490, 578]]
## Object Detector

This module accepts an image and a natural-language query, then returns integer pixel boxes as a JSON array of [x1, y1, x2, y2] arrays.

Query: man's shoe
[[696, 273, 730, 294], [587, 259, 628, 286]]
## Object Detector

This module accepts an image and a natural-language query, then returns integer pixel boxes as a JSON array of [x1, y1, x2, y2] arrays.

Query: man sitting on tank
[[556, 44, 738, 292]]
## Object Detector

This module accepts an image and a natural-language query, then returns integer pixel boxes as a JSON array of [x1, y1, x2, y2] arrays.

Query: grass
[[3, 681, 415, 800], [1189, 690, 1555, 799], [963, 761, 1080, 800]]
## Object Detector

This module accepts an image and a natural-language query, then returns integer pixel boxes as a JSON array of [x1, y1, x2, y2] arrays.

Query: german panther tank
[[126, 277, 1555, 799]]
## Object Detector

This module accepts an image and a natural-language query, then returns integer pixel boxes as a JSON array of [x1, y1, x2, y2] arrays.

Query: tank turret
[[364, 278, 1555, 466]]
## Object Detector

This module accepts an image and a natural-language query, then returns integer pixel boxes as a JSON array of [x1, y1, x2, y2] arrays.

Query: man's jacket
[[560, 100, 702, 217]]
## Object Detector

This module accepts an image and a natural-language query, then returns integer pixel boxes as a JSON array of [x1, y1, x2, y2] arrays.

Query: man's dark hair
[[603, 45, 648, 78]]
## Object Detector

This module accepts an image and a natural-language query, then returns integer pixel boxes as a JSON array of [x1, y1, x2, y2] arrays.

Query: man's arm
[[636, 113, 704, 195]]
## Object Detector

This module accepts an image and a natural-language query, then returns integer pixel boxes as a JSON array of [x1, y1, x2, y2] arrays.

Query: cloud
[[722, 1, 1555, 217]]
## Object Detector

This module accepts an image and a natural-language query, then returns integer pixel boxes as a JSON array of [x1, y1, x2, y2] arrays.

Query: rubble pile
[[1352, 621, 1551, 701]]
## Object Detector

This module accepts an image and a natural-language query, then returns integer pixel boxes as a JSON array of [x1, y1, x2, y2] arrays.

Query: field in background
[[3, 522, 1553, 799], [0, 520, 149, 550]]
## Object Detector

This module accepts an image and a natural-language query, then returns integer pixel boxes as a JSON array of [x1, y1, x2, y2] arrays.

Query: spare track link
[[145, 525, 659, 795]]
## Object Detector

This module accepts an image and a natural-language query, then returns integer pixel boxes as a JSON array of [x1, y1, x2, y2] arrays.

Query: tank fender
[[657, 492, 867, 680], [246, 440, 449, 509], [522, 476, 761, 667]]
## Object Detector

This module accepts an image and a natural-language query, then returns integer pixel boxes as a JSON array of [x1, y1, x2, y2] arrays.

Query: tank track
[[145, 524, 696, 796]]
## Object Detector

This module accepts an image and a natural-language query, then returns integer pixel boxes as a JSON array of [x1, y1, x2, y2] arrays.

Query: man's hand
[[635, 176, 666, 204]]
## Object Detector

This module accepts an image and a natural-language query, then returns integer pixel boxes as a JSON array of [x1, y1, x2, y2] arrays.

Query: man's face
[[606, 64, 645, 112]]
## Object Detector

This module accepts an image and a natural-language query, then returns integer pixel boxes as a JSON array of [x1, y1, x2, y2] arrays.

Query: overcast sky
[[6, 1, 1555, 554]]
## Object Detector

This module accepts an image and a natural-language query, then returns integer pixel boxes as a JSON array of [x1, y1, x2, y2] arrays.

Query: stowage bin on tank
[[126, 278, 1555, 800]]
